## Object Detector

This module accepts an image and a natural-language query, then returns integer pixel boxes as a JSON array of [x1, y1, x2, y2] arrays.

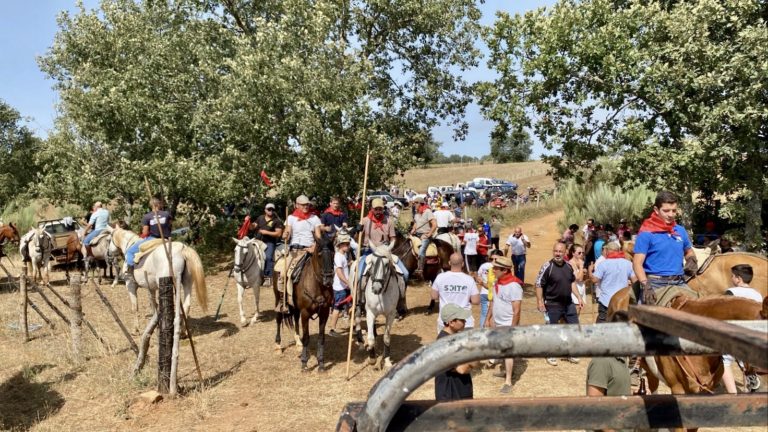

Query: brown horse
[[0, 223, 21, 255], [391, 232, 454, 314], [63, 231, 115, 283], [271, 234, 335, 371]]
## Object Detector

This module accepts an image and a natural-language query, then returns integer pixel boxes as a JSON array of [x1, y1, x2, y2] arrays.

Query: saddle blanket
[[133, 239, 168, 264], [273, 250, 310, 308], [410, 236, 438, 257]]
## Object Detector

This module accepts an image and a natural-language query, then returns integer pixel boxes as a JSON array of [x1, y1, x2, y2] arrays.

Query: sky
[[0, 0, 554, 158]]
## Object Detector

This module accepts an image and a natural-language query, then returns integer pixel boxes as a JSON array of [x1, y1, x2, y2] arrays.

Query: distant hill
[[399, 160, 553, 193]]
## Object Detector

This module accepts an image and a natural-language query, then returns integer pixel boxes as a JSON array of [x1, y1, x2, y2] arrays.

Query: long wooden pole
[[91, 279, 139, 354], [19, 273, 29, 341], [346, 145, 371, 380]]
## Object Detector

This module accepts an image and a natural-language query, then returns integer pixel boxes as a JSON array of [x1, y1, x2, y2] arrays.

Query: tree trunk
[[743, 189, 764, 252]]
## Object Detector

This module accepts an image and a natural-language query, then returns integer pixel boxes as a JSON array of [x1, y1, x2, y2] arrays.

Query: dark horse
[[272, 234, 335, 371], [63, 231, 115, 282], [391, 232, 454, 314], [0, 223, 21, 252]]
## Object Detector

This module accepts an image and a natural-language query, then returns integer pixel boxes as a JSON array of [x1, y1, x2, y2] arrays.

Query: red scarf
[[639, 212, 678, 235], [291, 209, 311, 221], [605, 251, 626, 259], [324, 207, 344, 217], [367, 210, 385, 229], [417, 203, 429, 214], [494, 272, 523, 293]]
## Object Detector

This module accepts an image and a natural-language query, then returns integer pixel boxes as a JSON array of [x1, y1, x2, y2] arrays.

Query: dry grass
[[399, 160, 553, 192], [0, 182, 760, 431]]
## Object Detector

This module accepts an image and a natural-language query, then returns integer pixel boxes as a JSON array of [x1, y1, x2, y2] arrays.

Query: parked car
[[368, 191, 408, 207], [443, 190, 485, 207], [491, 179, 518, 189], [38, 218, 82, 263]]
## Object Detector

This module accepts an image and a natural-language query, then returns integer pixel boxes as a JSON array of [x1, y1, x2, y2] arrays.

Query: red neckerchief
[[324, 207, 344, 217], [291, 209, 311, 221], [639, 212, 678, 236], [494, 272, 523, 294], [605, 251, 626, 259], [367, 210, 385, 229], [417, 203, 429, 214]]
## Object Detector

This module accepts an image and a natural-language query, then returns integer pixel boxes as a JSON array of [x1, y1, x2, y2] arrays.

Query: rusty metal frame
[[629, 304, 768, 369], [339, 394, 768, 431], [347, 320, 767, 432]]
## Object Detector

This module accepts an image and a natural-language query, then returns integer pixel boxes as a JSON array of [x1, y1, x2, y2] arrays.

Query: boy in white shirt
[[328, 234, 352, 337], [431, 253, 480, 333], [476, 249, 504, 328], [721, 264, 763, 393], [484, 255, 523, 394], [463, 226, 480, 273]]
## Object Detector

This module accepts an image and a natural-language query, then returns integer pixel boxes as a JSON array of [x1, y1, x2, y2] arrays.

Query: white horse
[[19, 228, 53, 284], [360, 246, 405, 369], [232, 236, 266, 327], [79, 229, 117, 285], [106, 226, 207, 337]]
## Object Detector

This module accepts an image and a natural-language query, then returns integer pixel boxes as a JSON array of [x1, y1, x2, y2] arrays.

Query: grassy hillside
[[399, 160, 553, 193]]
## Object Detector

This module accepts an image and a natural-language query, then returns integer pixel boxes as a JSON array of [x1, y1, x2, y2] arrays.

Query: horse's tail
[[182, 247, 208, 312]]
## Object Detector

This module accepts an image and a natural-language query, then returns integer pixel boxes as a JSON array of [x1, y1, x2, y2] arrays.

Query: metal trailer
[[337, 305, 768, 432]]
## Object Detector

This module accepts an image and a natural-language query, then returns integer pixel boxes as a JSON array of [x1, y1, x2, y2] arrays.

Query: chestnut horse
[[391, 233, 454, 314], [0, 223, 20, 258]]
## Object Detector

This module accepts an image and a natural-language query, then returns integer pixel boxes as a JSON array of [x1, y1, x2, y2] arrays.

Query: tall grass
[[558, 178, 654, 230], [1, 199, 84, 233]]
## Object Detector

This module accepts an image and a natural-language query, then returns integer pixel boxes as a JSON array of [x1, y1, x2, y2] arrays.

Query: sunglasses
[[575, 251, 583, 254]]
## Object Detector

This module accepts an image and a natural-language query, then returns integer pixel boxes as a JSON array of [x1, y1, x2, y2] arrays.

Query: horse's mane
[[115, 227, 140, 246], [717, 251, 767, 261]]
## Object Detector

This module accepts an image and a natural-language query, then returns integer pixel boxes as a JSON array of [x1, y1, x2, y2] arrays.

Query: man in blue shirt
[[83, 201, 109, 259], [633, 191, 698, 306], [592, 241, 636, 322]]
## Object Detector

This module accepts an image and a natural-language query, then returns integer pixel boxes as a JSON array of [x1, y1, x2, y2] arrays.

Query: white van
[[472, 177, 495, 189]]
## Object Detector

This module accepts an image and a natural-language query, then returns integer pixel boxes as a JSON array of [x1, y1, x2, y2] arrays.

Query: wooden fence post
[[157, 276, 174, 394], [19, 274, 29, 342], [69, 275, 83, 362]]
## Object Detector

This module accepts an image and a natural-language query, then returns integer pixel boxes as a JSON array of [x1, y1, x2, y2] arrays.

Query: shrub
[[558, 178, 654, 231]]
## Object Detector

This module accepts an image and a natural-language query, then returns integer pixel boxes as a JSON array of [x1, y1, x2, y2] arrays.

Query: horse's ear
[[232, 237, 240, 243]]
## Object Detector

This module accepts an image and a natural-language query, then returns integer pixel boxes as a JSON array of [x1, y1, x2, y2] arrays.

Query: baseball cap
[[265, 203, 276, 210], [296, 195, 310, 205], [441, 202, 449, 208], [413, 196, 425, 203], [371, 198, 385, 209], [441, 303, 471, 323]]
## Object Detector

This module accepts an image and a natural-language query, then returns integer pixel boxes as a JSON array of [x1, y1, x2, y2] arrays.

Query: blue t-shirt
[[633, 226, 691, 276], [89, 208, 110, 230], [594, 258, 635, 307], [593, 239, 605, 261], [482, 222, 491, 239], [320, 211, 347, 236]]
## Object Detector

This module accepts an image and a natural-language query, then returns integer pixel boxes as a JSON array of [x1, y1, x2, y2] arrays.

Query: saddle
[[90, 231, 110, 245], [436, 232, 460, 253], [133, 239, 167, 264], [410, 236, 438, 257], [273, 249, 311, 308]]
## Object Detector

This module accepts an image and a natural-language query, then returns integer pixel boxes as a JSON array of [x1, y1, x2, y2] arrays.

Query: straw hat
[[493, 256, 514, 269]]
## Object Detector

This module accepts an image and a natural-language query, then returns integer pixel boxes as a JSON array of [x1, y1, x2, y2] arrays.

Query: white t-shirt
[[492, 280, 523, 326], [477, 262, 493, 295], [434, 209, 454, 228], [463, 232, 479, 255], [725, 287, 762, 303], [286, 214, 321, 247], [505, 233, 530, 255], [333, 252, 349, 292], [432, 271, 479, 331], [592, 255, 607, 298]]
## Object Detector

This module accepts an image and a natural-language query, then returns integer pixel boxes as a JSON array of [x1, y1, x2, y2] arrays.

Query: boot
[[85, 245, 94, 258], [414, 256, 425, 277]]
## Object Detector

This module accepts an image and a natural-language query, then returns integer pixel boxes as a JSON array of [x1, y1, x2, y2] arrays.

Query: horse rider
[[249, 203, 284, 283], [410, 196, 437, 277], [282, 195, 323, 253], [125, 196, 173, 283], [357, 198, 409, 287], [320, 196, 348, 239], [83, 201, 110, 259], [634, 190, 698, 306], [434, 202, 456, 235]]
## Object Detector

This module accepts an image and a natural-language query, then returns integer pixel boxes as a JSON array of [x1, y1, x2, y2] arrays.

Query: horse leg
[[237, 283, 248, 326], [249, 280, 260, 325], [300, 311, 310, 371], [366, 309, 377, 365], [381, 313, 395, 369], [354, 312, 365, 345], [317, 307, 329, 372], [127, 281, 140, 335]]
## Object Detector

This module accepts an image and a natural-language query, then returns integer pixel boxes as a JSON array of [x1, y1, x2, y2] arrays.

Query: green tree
[[490, 127, 532, 163], [0, 100, 40, 205], [479, 0, 768, 249], [38, 0, 481, 216]]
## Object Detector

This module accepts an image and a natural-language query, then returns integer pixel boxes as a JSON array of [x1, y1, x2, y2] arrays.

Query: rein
[[234, 242, 261, 278], [368, 252, 393, 294]]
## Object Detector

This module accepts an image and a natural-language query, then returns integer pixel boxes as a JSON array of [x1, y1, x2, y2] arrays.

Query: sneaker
[[328, 329, 341, 337], [499, 384, 512, 394], [546, 357, 558, 366], [567, 357, 580, 364]]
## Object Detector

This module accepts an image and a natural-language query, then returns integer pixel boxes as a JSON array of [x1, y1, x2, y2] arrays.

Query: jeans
[[418, 237, 431, 258], [545, 302, 579, 324], [479, 293, 489, 328], [125, 236, 156, 267], [596, 302, 608, 323], [512, 254, 526, 282], [263, 242, 276, 277], [83, 229, 104, 246]]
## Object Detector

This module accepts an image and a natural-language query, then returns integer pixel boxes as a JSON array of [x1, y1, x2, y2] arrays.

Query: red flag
[[260, 170, 273, 187], [237, 215, 251, 239]]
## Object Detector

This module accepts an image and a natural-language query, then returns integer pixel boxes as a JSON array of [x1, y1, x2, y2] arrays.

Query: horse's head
[[7, 223, 20, 244], [31, 228, 52, 259], [368, 246, 393, 295], [233, 236, 263, 274], [317, 234, 336, 287]]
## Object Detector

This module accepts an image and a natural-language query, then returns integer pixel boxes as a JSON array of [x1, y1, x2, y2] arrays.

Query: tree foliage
[[0, 100, 40, 205], [479, 0, 768, 249], [490, 127, 532, 163], [38, 0, 481, 216]]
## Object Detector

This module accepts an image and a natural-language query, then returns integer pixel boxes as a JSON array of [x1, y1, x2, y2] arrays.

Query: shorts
[[333, 289, 351, 310], [722, 354, 733, 366]]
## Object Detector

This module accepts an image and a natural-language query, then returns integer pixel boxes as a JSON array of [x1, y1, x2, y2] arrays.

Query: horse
[[391, 232, 454, 314], [271, 234, 335, 371], [0, 223, 20, 258], [358, 246, 405, 369], [232, 236, 266, 327], [106, 225, 207, 335], [74, 230, 117, 284], [19, 228, 54, 284]]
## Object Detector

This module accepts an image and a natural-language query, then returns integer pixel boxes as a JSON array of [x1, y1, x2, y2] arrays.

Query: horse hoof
[[240, 319, 249, 327], [368, 357, 377, 366], [274, 344, 283, 354], [301, 365, 310, 373], [384, 358, 393, 369], [318, 365, 326, 373]]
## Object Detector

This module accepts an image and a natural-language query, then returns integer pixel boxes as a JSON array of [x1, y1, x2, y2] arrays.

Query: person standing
[[484, 256, 523, 394], [434, 304, 478, 401], [125, 197, 171, 282], [463, 225, 480, 273], [431, 253, 480, 333], [250, 203, 284, 283], [328, 233, 352, 337], [504, 226, 531, 284], [633, 191, 698, 306], [83, 201, 110, 259], [562, 224, 579, 247], [592, 242, 636, 323], [476, 250, 503, 329], [411, 196, 437, 276], [433, 202, 456, 235], [535, 241, 583, 366], [582, 218, 595, 242], [489, 215, 502, 250], [568, 243, 587, 314]]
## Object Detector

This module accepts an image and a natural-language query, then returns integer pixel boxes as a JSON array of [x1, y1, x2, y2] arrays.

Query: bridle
[[368, 251, 393, 295], [234, 241, 261, 278]]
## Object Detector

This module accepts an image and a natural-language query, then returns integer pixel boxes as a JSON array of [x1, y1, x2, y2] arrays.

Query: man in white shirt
[[484, 256, 523, 393], [504, 226, 531, 283], [463, 227, 480, 272], [434, 202, 456, 235], [282, 195, 323, 251], [431, 253, 480, 333]]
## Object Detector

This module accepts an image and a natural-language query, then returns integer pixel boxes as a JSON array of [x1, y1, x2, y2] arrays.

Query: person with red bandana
[[410, 196, 437, 276], [484, 255, 523, 394], [320, 196, 348, 240], [633, 190, 698, 306], [282, 195, 323, 252]]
